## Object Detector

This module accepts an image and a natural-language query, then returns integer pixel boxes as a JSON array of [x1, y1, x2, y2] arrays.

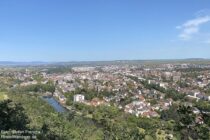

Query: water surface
[[42, 97, 67, 113]]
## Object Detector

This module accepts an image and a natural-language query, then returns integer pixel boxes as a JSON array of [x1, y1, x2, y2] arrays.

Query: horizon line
[[0, 58, 210, 63]]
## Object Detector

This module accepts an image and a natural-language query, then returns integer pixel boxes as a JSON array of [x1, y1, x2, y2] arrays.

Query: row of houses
[[124, 101, 159, 118], [73, 94, 109, 107]]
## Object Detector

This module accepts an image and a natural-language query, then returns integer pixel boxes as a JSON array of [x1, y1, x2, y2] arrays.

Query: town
[[1, 0, 210, 139], [1, 60, 210, 139], [2, 61, 210, 119]]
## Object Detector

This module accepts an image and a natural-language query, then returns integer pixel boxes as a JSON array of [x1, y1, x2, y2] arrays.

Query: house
[[163, 72, 172, 80], [138, 95, 145, 102], [74, 94, 85, 103], [124, 101, 157, 117], [142, 110, 159, 118], [173, 75, 181, 82], [89, 98, 106, 107], [159, 82, 168, 89], [148, 80, 156, 84]]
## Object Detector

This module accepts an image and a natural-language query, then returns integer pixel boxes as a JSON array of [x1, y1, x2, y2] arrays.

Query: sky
[[0, 0, 210, 62]]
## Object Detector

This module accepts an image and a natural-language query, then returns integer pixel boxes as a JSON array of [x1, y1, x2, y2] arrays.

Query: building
[[159, 82, 168, 89], [89, 98, 106, 107], [74, 94, 85, 103], [173, 75, 181, 82], [187, 92, 200, 99]]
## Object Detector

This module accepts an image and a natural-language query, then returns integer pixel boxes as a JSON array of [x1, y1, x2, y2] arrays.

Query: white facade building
[[74, 94, 85, 102]]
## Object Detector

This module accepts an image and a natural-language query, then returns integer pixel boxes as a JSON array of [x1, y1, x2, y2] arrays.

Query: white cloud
[[177, 15, 210, 40], [178, 27, 198, 40], [183, 16, 210, 27]]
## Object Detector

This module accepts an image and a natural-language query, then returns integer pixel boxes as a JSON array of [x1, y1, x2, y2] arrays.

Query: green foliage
[[32, 74, 44, 82], [195, 101, 210, 127], [7, 92, 55, 129], [177, 105, 195, 128], [161, 104, 179, 122], [195, 100, 210, 112], [46, 67, 72, 74], [161, 103, 210, 140], [149, 99, 158, 105], [205, 88, 210, 95], [6, 92, 103, 140], [0, 92, 8, 101], [138, 117, 161, 131], [91, 105, 158, 139], [18, 82, 55, 93], [155, 129, 171, 140], [119, 96, 133, 106], [0, 99, 29, 130], [2, 85, 210, 140]]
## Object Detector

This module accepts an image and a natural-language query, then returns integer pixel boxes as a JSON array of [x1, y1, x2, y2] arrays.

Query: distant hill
[[0, 61, 50, 66], [0, 58, 210, 66]]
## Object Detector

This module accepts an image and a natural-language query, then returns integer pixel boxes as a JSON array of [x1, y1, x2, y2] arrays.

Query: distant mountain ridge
[[0, 58, 210, 66], [0, 61, 51, 66]]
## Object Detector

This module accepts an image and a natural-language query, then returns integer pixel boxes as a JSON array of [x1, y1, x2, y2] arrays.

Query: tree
[[0, 99, 29, 130]]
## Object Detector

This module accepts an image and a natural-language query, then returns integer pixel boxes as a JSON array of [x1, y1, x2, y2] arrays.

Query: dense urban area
[[1, 60, 210, 140]]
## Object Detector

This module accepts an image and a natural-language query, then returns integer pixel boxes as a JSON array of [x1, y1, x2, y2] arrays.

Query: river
[[42, 97, 67, 113]]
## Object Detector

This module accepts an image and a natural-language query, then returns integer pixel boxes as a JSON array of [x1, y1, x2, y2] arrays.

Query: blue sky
[[0, 0, 210, 61]]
